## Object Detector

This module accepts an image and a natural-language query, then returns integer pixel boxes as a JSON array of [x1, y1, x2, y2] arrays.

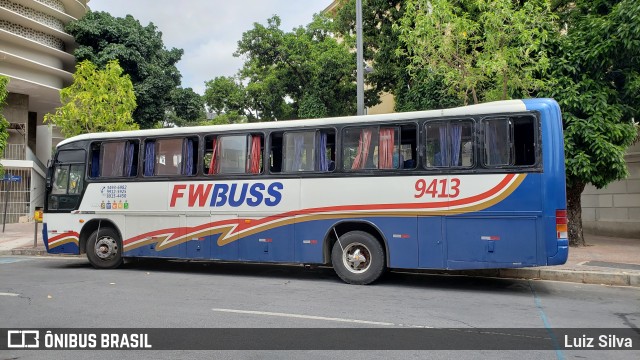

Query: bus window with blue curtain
[[314, 130, 336, 172], [143, 140, 155, 176], [181, 138, 197, 176], [89, 140, 139, 178], [425, 120, 473, 168], [283, 131, 316, 172]]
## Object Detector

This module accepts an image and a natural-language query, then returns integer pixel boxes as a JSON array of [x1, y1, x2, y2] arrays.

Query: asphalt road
[[1, 256, 638, 360]]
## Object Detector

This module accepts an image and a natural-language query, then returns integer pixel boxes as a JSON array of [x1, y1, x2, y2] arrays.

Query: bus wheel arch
[[324, 221, 388, 285], [80, 219, 124, 269]]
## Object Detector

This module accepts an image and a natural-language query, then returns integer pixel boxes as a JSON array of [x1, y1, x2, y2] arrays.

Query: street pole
[[2, 180, 8, 233], [356, 0, 364, 116]]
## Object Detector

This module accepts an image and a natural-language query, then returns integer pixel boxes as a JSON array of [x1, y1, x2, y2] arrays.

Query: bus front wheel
[[331, 231, 385, 285], [86, 227, 123, 269]]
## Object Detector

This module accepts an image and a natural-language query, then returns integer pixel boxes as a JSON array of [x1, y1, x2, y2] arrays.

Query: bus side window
[[143, 140, 156, 176], [484, 118, 513, 167], [425, 120, 474, 168], [322, 131, 336, 172], [181, 138, 198, 175], [276, 130, 334, 173], [155, 138, 183, 175], [204, 135, 219, 175], [283, 131, 316, 172], [513, 116, 536, 166], [205, 134, 262, 175], [89, 140, 138, 178], [143, 138, 197, 176], [343, 127, 378, 170], [483, 115, 537, 168], [247, 134, 263, 174], [400, 124, 417, 169], [343, 127, 400, 170], [269, 132, 283, 173]]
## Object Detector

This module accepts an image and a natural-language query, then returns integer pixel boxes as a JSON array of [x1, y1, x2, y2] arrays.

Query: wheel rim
[[94, 236, 118, 260], [342, 242, 372, 274]]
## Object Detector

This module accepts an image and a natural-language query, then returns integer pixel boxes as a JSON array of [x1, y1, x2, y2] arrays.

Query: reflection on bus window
[[69, 165, 84, 194], [51, 167, 68, 195]]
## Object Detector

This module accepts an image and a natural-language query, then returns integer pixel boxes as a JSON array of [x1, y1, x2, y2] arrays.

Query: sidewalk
[[1, 222, 638, 287]]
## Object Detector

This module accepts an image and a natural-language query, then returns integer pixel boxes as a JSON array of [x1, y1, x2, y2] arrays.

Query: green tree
[[541, 0, 639, 246], [165, 87, 206, 127], [0, 76, 10, 176], [227, 14, 356, 120], [66, 11, 183, 129], [203, 76, 249, 119], [45, 60, 138, 137], [397, 0, 555, 104], [332, 0, 459, 112]]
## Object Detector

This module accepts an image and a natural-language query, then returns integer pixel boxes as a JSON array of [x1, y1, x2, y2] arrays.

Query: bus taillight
[[556, 210, 568, 239]]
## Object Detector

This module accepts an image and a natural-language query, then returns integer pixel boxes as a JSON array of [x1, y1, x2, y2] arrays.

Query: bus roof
[[57, 99, 529, 148]]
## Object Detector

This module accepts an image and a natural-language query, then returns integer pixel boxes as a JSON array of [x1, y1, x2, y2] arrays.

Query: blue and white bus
[[43, 98, 567, 284]]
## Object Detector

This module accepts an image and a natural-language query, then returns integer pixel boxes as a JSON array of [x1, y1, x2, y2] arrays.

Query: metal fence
[[0, 169, 32, 224], [1, 144, 26, 160]]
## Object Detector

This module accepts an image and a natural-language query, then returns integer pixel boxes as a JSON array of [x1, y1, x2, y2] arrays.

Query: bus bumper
[[547, 238, 569, 265], [42, 223, 81, 255]]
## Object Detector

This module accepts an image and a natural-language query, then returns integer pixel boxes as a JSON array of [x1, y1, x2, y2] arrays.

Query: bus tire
[[86, 227, 123, 269], [331, 231, 385, 285]]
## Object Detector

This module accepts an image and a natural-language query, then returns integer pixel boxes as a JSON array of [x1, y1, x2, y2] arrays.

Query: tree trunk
[[567, 182, 586, 247]]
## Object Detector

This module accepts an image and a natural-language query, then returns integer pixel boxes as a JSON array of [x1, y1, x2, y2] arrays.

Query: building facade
[[0, 0, 88, 223], [581, 142, 640, 239]]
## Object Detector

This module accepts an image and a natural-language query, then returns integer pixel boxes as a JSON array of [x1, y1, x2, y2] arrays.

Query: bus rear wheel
[[331, 231, 385, 285], [86, 227, 123, 269]]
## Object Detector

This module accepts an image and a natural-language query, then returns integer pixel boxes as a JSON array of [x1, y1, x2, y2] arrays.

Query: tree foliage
[[333, 0, 638, 246], [203, 76, 248, 119], [66, 11, 183, 129], [0, 75, 9, 176], [44, 60, 138, 137], [541, 0, 639, 245], [206, 15, 357, 121], [332, 0, 460, 112], [165, 87, 206, 127], [333, 0, 407, 109], [397, 0, 556, 104]]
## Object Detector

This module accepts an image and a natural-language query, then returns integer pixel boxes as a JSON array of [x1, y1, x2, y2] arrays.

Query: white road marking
[[211, 308, 431, 328], [0, 292, 20, 297]]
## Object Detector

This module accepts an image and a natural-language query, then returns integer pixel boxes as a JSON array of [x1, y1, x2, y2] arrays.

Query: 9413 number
[[414, 178, 461, 199]]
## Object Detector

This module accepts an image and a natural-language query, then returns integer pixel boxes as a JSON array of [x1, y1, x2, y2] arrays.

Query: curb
[[0, 249, 47, 256], [0, 251, 638, 287], [457, 268, 640, 288]]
